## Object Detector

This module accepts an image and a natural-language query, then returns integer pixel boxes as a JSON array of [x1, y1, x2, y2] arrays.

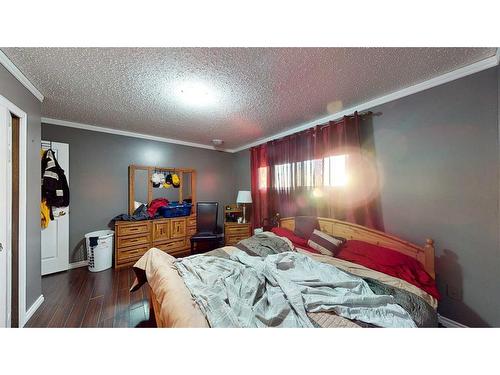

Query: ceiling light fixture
[[177, 81, 216, 107]]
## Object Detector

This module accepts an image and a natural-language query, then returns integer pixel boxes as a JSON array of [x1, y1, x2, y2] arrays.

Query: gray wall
[[231, 67, 500, 327], [41, 124, 239, 263], [232, 150, 251, 192], [367, 67, 499, 327], [0, 64, 42, 309]]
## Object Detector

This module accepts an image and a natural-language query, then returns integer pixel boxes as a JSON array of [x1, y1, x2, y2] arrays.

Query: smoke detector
[[212, 139, 224, 147]]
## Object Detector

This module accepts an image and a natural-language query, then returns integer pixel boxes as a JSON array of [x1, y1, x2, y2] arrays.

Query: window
[[258, 167, 268, 190], [258, 155, 347, 190], [324, 154, 347, 187]]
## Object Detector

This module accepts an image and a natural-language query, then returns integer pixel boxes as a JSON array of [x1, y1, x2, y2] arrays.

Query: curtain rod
[[318, 110, 381, 128], [264, 111, 381, 145]]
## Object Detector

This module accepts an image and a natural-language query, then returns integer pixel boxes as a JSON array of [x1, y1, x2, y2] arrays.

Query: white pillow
[[134, 201, 145, 210], [307, 229, 344, 256]]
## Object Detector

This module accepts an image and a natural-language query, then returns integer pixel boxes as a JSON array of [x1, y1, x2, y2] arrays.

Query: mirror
[[129, 165, 196, 215], [182, 172, 192, 202], [128, 165, 196, 215], [152, 170, 180, 203], [134, 168, 149, 207]]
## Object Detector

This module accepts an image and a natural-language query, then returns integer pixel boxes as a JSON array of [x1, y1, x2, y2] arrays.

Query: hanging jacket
[[41, 149, 70, 207], [41, 199, 51, 229]]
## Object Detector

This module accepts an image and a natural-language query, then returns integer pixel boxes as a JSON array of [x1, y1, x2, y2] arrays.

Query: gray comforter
[[175, 249, 419, 328], [236, 233, 292, 257]]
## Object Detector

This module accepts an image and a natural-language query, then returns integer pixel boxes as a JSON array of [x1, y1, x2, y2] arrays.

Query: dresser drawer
[[153, 221, 170, 242], [171, 218, 187, 238], [187, 216, 197, 227], [116, 245, 149, 264], [156, 238, 185, 254], [116, 222, 149, 236], [117, 233, 150, 248], [225, 226, 250, 235]]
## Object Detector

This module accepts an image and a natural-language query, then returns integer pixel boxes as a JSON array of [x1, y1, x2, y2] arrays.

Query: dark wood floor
[[26, 266, 155, 328]]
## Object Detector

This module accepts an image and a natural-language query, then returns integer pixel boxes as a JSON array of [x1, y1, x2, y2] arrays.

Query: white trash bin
[[85, 230, 114, 272]]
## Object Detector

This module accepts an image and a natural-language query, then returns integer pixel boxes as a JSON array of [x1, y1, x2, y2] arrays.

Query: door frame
[[0, 94, 28, 327]]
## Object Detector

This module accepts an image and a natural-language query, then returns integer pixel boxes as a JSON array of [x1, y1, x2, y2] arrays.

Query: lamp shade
[[236, 190, 252, 204]]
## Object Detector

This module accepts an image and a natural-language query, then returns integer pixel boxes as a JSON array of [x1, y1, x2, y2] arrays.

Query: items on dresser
[[224, 222, 252, 245], [224, 204, 242, 222], [190, 202, 223, 255], [158, 201, 192, 218], [128, 164, 196, 216], [114, 214, 197, 268], [147, 198, 170, 217]]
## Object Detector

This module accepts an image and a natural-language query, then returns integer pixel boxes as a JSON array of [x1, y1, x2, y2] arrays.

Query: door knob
[[0, 243, 3, 252]]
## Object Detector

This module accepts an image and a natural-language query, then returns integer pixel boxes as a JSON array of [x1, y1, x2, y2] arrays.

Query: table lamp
[[236, 190, 252, 224]]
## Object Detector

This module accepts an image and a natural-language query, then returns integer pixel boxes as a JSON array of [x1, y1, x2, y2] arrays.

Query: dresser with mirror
[[114, 164, 197, 268]]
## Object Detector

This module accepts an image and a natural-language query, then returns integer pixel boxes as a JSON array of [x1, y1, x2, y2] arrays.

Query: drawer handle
[[164, 241, 182, 249]]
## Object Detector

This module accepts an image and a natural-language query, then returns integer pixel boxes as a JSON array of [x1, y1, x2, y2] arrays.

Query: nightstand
[[224, 222, 252, 245]]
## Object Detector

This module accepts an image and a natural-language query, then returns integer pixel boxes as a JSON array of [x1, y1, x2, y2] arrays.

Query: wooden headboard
[[280, 217, 435, 279]]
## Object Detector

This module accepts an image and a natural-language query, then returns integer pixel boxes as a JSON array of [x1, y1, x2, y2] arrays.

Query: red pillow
[[336, 240, 440, 300], [271, 227, 309, 247]]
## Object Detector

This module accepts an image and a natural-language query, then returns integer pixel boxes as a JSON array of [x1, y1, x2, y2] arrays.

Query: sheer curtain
[[250, 112, 381, 229]]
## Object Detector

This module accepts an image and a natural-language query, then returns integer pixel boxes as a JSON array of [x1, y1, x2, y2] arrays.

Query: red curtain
[[267, 128, 317, 219], [250, 143, 270, 231], [250, 112, 381, 229]]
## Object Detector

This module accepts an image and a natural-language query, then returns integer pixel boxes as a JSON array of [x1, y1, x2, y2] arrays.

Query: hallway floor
[[25, 266, 155, 328]]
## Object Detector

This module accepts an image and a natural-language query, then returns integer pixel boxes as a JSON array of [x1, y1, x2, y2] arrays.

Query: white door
[[0, 104, 11, 327], [41, 141, 70, 275]]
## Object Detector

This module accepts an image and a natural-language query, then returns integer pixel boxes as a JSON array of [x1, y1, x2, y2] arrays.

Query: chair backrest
[[196, 202, 218, 233]]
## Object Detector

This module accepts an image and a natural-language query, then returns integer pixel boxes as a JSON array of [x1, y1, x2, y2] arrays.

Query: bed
[[133, 217, 438, 328]]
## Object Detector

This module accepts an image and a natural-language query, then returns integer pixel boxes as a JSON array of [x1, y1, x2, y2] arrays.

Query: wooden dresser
[[114, 214, 196, 268], [224, 222, 252, 246]]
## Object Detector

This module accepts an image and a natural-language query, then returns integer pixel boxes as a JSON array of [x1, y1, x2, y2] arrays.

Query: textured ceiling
[[2, 47, 497, 150]]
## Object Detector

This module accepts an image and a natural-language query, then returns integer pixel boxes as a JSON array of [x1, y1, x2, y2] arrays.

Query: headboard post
[[423, 239, 435, 279]]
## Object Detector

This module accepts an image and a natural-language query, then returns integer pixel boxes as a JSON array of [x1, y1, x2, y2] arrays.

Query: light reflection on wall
[[143, 148, 162, 164], [200, 172, 217, 194]]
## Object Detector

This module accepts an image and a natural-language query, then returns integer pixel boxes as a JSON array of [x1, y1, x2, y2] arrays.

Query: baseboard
[[23, 294, 44, 327], [68, 260, 88, 269], [438, 314, 468, 328]]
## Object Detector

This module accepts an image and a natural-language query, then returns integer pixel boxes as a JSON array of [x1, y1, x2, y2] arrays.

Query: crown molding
[[41, 117, 232, 152], [232, 50, 500, 153], [0, 50, 44, 102]]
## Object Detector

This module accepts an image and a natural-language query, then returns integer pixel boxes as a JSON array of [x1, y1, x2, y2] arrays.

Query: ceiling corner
[[0, 49, 44, 102]]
